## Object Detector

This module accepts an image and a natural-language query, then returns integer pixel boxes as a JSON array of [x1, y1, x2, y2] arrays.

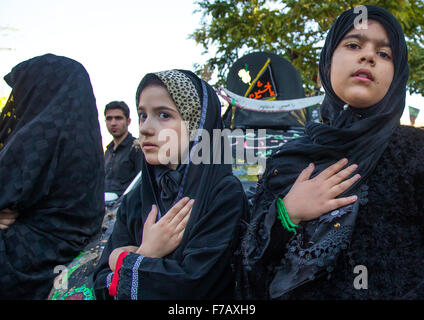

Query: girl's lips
[[352, 69, 374, 82], [352, 75, 373, 82], [142, 143, 158, 150]]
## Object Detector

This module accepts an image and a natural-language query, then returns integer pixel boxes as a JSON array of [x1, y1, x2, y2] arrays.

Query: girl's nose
[[139, 117, 154, 136], [360, 48, 376, 66]]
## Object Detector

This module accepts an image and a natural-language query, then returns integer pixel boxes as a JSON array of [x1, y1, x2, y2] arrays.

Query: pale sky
[[0, 0, 206, 148], [1, 0, 423, 150]]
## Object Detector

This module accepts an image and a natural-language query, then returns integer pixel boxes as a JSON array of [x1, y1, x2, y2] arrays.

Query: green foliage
[[0, 96, 7, 112], [191, 0, 424, 95]]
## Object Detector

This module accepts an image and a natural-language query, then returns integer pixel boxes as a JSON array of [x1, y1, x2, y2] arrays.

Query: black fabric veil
[[0, 54, 104, 299], [243, 6, 409, 299]]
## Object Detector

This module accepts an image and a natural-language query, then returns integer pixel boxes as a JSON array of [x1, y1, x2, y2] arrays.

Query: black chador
[[0, 54, 104, 299]]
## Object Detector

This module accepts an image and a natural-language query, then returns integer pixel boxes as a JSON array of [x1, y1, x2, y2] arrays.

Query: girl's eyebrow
[[342, 33, 391, 48], [138, 105, 178, 113]]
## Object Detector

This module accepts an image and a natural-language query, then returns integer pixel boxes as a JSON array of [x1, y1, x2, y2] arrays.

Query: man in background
[[104, 101, 142, 197]]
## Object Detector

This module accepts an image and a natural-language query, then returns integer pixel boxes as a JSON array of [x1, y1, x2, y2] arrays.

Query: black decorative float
[[217, 51, 323, 187]]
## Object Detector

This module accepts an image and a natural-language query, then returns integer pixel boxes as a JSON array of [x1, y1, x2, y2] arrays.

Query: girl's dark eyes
[[159, 112, 170, 119], [138, 112, 170, 121], [346, 42, 360, 49], [139, 113, 147, 121], [377, 51, 392, 60], [345, 42, 392, 60]]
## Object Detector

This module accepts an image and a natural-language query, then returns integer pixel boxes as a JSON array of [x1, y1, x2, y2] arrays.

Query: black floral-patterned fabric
[[0, 54, 105, 299], [237, 125, 424, 299]]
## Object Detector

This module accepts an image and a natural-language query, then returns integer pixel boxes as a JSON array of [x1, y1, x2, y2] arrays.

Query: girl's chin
[[144, 156, 179, 168], [142, 152, 160, 165], [344, 100, 376, 108], [340, 90, 385, 108], [340, 95, 380, 109]]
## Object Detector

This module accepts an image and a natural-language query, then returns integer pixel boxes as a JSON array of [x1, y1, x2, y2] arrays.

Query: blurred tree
[[0, 96, 7, 112], [191, 0, 424, 95], [0, 26, 17, 112]]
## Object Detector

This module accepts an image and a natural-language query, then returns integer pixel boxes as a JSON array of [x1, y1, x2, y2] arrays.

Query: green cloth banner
[[409, 106, 420, 126]]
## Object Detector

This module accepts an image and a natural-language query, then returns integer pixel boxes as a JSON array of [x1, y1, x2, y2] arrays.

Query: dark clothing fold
[[0, 54, 104, 299], [153, 164, 185, 213]]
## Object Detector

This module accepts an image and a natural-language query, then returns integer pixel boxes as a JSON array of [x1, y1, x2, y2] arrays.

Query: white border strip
[[218, 87, 324, 113]]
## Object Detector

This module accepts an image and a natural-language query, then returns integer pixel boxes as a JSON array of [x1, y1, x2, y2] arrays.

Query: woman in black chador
[[0, 54, 105, 299], [237, 5, 424, 299]]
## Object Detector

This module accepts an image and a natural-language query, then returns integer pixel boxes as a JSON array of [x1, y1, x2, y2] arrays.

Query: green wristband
[[276, 197, 298, 234], [278, 209, 293, 232]]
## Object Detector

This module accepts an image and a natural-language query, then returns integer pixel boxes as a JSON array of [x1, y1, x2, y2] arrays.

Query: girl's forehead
[[138, 86, 179, 112], [343, 19, 390, 41], [139, 85, 173, 102]]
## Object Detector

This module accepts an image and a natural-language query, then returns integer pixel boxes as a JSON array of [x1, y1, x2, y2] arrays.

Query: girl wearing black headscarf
[[0, 54, 105, 299], [93, 69, 249, 299], [238, 5, 424, 299]]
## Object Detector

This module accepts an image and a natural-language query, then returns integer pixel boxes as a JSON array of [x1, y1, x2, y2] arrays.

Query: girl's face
[[138, 85, 189, 169], [330, 19, 394, 108]]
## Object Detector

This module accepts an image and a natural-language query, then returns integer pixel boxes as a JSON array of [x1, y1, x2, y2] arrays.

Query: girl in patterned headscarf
[[93, 69, 249, 299], [0, 54, 104, 299]]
